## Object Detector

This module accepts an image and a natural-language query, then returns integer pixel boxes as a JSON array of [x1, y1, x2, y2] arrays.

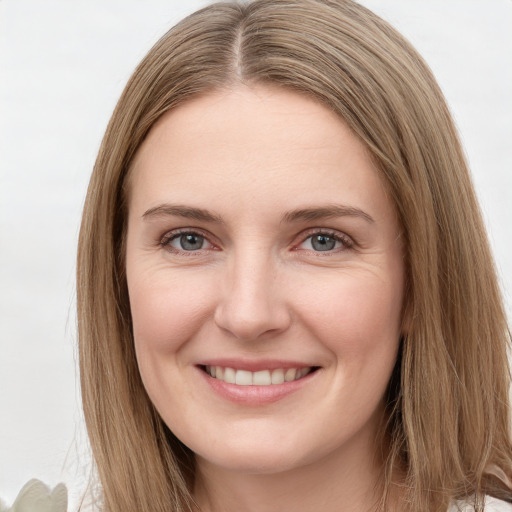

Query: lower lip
[[197, 367, 318, 406]]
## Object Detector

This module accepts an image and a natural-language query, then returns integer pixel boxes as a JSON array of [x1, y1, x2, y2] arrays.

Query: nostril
[[213, 282, 292, 341]]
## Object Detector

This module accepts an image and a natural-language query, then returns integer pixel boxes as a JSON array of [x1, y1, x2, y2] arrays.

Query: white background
[[1, 1, 511, 509]]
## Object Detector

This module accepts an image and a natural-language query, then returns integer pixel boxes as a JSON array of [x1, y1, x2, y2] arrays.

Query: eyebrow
[[282, 205, 374, 224], [142, 204, 223, 223], [142, 203, 374, 224]]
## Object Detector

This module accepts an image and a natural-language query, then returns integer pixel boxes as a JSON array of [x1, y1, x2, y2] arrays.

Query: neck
[[193, 425, 392, 512]]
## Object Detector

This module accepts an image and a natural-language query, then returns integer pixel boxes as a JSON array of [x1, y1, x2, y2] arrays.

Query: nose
[[214, 251, 292, 341]]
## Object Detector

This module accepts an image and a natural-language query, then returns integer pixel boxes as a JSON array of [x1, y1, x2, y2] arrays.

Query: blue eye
[[299, 232, 350, 252], [167, 232, 212, 251], [310, 234, 337, 251]]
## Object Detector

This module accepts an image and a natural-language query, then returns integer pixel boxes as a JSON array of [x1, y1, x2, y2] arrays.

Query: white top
[[450, 496, 512, 511], [2, 480, 512, 512]]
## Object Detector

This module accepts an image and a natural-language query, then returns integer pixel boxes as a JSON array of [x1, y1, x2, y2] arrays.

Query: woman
[[76, 1, 512, 511]]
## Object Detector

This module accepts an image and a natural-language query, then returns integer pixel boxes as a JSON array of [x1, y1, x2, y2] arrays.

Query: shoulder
[[482, 498, 512, 512], [450, 496, 512, 511]]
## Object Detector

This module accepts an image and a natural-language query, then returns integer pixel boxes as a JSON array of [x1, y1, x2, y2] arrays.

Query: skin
[[126, 85, 405, 512]]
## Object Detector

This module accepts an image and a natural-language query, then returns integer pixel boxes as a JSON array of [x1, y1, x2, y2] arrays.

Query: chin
[[192, 431, 338, 476], [198, 449, 305, 475]]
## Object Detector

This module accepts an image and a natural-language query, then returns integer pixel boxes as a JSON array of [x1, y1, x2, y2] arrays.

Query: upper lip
[[196, 358, 318, 372]]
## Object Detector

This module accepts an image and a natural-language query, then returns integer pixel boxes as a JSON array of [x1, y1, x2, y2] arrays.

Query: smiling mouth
[[201, 365, 319, 385]]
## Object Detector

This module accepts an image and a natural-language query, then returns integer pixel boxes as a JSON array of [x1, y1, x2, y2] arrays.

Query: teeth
[[271, 369, 285, 384], [235, 370, 253, 386], [204, 366, 313, 385], [223, 367, 236, 384], [284, 368, 297, 382], [297, 368, 309, 378], [253, 370, 271, 385]]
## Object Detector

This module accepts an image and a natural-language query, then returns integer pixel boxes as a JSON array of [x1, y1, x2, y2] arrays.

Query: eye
[[162, 231, 213, 252], [298, 231, 352, 252]]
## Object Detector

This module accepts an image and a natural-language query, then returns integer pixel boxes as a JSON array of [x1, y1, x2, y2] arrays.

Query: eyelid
[[294, 228, 355, 252], [159, 227, 219, 253], [157, 226, 354, 255]]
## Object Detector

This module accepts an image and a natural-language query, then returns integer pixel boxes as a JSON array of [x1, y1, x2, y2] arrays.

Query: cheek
[[296, 270, 404, 362], [127, 269, 217, 415], [128, 268, 216, 356]]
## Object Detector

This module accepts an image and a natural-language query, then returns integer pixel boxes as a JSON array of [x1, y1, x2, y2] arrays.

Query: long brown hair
[[77, 1, 512, 510]]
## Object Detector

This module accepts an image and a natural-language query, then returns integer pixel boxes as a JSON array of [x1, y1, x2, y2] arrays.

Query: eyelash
[[159, 228, 354, 255], [297, 229, 354, 254], [159, 228, 215, 254]]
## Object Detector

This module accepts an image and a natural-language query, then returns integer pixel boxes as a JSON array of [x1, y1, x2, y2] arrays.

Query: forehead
[[128, 85, 392, 222]]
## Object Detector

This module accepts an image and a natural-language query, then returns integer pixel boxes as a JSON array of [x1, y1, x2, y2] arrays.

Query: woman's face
[[126, 85, 405, 476]]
